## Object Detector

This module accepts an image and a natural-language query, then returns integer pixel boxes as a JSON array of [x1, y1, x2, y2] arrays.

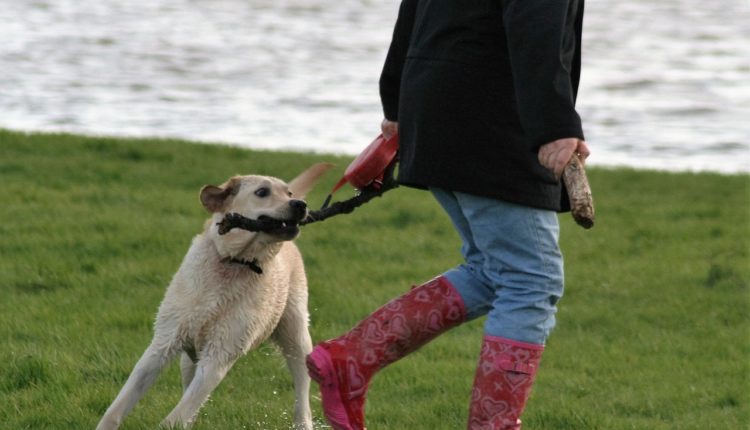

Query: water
[[1, 0, 748, 173]]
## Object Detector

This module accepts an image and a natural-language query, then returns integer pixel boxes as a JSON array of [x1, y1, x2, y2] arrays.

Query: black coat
[[380, 0, 585, 211]]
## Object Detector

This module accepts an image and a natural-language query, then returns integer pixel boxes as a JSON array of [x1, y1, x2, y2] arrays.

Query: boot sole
[[306, 346, 356, 430]]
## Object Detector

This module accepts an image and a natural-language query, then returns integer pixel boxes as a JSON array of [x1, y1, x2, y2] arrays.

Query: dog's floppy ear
[[288, 162, 334, 198], [200, 178, 240, 212]]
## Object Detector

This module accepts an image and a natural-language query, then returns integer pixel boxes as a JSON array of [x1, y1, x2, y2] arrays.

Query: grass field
[[0, 129, 748, 429]]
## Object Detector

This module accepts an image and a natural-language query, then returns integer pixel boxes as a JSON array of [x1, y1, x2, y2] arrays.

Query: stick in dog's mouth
[[217, 213, 295, 235], [256, 215, 302, 236]]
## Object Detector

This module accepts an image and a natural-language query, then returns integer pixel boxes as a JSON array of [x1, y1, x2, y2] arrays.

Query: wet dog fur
[[97, 163, 332, 430]]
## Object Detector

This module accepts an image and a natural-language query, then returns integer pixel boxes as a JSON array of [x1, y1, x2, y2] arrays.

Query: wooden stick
[[562, 155, 595, 229]]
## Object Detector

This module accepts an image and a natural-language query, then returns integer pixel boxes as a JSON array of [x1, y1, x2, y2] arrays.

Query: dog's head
[[200, 163, 332, 255]]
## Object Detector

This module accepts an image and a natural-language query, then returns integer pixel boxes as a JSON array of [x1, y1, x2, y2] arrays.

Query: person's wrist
[[381, 119, 398, 139]]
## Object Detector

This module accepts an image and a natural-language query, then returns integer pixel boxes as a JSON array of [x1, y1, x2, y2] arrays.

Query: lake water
[[1, 0, 748, 173]]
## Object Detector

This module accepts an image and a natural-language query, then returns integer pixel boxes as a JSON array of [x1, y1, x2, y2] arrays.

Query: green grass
[[0, 128, 748, 429]]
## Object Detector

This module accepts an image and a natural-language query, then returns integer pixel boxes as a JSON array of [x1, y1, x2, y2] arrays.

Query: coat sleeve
[[379, 0, 419, 121], [501, 0, 585, 150]]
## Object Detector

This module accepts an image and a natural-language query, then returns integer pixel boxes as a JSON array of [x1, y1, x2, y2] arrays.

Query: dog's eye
[[287, 191, 293, 197], [254, 187, 270, 198]]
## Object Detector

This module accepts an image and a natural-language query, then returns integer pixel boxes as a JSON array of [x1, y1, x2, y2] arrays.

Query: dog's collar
[[222, 256, 263, 274]]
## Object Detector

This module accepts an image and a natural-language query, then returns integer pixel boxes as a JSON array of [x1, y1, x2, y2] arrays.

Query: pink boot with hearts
[[306, 276, 466, 430], [467, 336, 544, 430]]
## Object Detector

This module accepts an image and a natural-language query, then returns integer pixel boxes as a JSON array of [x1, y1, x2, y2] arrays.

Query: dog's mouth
[[256, 215, 301, 237]]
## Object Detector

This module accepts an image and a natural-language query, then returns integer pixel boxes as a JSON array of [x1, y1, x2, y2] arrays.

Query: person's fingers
[[539, 138, 588, 178], [576, 140, 591, 161], [553, 139, 576, 177]]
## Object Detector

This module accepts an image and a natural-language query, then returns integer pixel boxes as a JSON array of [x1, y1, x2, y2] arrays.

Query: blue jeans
[[431, 188, 564, 345]]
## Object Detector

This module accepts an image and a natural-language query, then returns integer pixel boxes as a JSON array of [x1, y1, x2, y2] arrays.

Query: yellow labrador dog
[[97, 163, 332, 430]]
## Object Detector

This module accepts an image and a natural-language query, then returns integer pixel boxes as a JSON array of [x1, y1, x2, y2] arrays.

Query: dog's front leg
[[160, 358, 235, 429], [272, 308, 314, 430], [276, 334, 313, 430], [97, 344, 176, 430]]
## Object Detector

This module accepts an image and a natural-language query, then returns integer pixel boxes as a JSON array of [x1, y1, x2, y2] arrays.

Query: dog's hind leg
[[97, 344, 178, 430], [180, 352, 197, 393], [161, 357, 235, 428], [272, 304, 314, 430]]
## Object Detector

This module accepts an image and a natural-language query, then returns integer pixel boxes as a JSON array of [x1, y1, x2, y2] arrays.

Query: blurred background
[[1, 0, 748, 173]]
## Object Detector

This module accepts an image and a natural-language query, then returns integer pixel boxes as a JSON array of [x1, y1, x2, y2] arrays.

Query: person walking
[[307, 1, 590, 429]]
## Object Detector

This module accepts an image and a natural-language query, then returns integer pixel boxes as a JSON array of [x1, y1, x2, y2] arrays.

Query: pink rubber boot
[[467, 336, 545, 430], [306, 276, 466, 430]]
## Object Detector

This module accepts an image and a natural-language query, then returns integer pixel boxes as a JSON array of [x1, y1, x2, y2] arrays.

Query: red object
[[306, 276, 466, 430], [468, 336, 544, 429], [330, 133, 399, 194]]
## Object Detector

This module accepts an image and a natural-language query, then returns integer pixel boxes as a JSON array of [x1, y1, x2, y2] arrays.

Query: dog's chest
[[158, 266, 289, 360]]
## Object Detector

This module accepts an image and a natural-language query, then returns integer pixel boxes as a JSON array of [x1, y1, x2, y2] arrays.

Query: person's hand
[[538, 138, 590, 179], [381, 119, 398, 139]]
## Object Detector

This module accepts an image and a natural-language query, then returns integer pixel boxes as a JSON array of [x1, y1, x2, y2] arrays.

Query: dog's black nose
[[290, 199, 307, 210], [289, 199, 307, 218]]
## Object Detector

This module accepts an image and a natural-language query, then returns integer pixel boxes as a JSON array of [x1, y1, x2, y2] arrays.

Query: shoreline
[[3, 127, 748, 177]]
